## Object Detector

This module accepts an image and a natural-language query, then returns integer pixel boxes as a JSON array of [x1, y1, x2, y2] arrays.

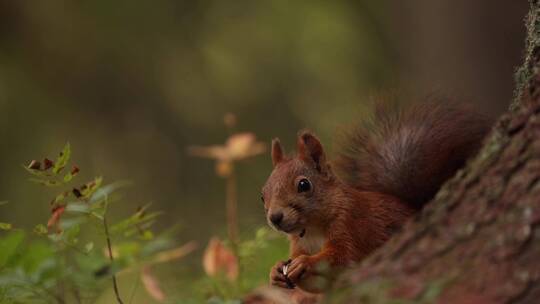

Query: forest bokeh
[[0, 0, 528, 303]]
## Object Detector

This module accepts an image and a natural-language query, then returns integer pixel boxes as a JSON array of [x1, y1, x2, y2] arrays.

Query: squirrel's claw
[[270, 260, 295, 289], [286, 255, 313, 284]]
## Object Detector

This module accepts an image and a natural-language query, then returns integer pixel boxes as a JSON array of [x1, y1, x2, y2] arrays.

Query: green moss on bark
[[513, 0, 540, 109]]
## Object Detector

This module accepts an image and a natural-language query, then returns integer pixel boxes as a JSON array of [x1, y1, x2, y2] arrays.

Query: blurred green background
[[0, 0, 528, 302]]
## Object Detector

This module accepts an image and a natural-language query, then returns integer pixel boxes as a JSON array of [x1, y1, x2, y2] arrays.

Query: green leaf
[[0, 230, 25, 267], [48, 233, 63, 243], [0, 223, 12, 230], [19, 241, 55, 277], [90, 211, 104, 221], [81, 177, 103, 199], [140, 235, 174, 257], [33, 224, 48, 235], [140, 230, 154, 240], [65, 202, 90, 214], [22, 165, 51, 177], [63, 167, 79, 183], [115, 241, 141, 258], [53, 191, 70, 204], [53, 142, 71, 174], [110, 210, 161, 235], [59, 217, 86, 231], [89, 181, 131, 204], [85, 242, 94, 253], [63, 172, 74, 183], [63, 224, 80, 244]]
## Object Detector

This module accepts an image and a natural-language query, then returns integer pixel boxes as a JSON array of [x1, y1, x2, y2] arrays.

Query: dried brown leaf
[[28, 160, 41, 170], [47, 205, 66, 229], [202, 237, 238, 281], [141, 266, 166, 302], [71, 165, 80, 175], [43, 158, 54, 170], [226, 133, 266, 160], [188, 132, 266, 164], [216, 160, 233, 177]]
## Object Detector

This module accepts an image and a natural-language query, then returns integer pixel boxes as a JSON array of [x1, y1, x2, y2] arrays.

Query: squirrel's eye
[[297, 178, 311, 193], [260, 195, 265, 204]]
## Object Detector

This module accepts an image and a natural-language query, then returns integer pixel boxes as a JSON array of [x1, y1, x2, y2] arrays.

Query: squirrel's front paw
[[285, 255, 315, 284], [287, 255, 331, 293], [269, 260, 295, 289]]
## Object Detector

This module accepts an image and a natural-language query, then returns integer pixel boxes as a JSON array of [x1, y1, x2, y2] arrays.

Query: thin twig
[[104, 216, 124, 304], [128, 273, 141, 304]]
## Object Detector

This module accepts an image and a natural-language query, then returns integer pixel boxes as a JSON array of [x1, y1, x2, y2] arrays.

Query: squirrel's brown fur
[[262, 100, 491, 293], [335, 101, 491, 208]]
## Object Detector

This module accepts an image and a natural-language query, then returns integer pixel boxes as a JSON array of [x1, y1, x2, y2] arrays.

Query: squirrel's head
[[261, 130, 335, 236]]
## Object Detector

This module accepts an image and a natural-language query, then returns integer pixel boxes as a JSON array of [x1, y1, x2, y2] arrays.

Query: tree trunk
[[330, 2, 540, 303]]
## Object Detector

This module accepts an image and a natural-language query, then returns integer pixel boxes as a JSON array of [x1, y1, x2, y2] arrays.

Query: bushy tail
[[334, 99, 492, 209]]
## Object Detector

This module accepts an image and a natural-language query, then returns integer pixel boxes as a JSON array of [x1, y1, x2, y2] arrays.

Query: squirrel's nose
[[270, 212, 284, 226]]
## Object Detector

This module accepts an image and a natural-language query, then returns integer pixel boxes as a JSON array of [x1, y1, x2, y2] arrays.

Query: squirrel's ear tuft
[[271, 138, 284, 167], [297, 130, 327, 172]]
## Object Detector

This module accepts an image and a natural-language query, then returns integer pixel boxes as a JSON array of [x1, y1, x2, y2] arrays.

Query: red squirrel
[[261, 101, 491, 293]]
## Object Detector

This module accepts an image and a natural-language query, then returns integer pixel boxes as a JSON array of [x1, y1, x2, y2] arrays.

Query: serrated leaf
[[0, 223, 12, 230], [52, 143, 71, 174]]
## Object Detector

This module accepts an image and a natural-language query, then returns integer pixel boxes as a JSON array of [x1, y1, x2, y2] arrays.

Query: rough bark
[[330, 2, 540, 303]]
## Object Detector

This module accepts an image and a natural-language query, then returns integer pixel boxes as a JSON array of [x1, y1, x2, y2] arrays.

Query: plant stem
[[72, 286, 82, 304], [225, 165, 239, 248], [56, 245, 66, 304], [104, 216, 124, 304]]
